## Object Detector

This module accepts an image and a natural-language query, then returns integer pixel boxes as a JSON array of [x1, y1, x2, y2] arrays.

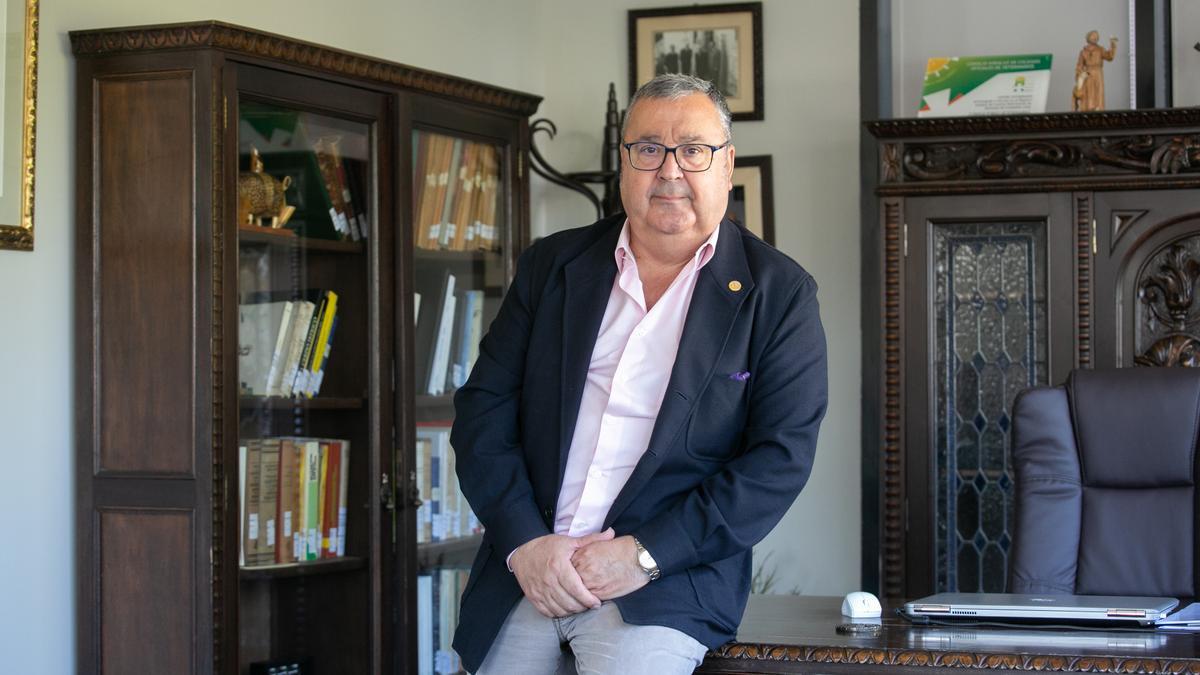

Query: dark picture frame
[[628, 2, 764, 121], [728, 154, 774, 245]]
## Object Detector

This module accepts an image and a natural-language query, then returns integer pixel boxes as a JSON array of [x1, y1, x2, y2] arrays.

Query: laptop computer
[[901, 593, 1179, 626]]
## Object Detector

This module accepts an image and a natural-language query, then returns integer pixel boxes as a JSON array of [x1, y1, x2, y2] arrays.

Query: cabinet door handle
[[380, 472, 396, 511], [408, 469, 423, 508]]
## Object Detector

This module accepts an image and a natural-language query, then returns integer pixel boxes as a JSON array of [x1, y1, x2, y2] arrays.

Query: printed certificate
[[918, 54, 1052, 117]]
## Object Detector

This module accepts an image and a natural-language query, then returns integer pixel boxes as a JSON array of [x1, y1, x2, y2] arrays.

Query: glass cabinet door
[[410, 127, 510, 675], [235, 95, 377, 674]]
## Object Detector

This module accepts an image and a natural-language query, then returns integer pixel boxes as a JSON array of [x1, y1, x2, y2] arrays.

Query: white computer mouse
[[841, 591, 882, 618]]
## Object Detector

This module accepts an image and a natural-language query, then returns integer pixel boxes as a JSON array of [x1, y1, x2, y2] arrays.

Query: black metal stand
[[529, 83, 624, 220]]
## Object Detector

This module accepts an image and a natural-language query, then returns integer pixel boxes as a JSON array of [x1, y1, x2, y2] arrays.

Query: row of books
[[413, 132, 503, 252], [239, 437, 351, 566], [238, 290, 340, 398], [415, 273, 486, 397], [415, 426, 482, 544], [417, 569, 469, 675]]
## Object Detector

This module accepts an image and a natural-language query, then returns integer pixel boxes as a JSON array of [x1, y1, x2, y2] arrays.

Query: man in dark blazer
[[451, 74, 828, 674]]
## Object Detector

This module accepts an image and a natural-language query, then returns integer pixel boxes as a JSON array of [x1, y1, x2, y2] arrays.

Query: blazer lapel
[[603, 219, 754, 529], [559, 223, 621, 486]]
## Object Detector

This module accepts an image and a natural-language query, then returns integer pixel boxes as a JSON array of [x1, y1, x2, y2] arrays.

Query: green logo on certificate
[[918, 54, 1052, 117]]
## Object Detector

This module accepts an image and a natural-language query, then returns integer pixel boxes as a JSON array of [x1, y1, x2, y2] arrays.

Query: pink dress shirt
[[553, 221, 719, 536]]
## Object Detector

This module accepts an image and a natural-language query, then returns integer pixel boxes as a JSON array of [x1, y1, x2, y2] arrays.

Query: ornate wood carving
[[1135, 240, 1200, 367], [881, 198, 904, 597], [1111, 210, 1147, 252], [881, 143, 900, 183], [897, 134, 1200, 184], [210, 75, 226, 672], [868, 108, 1200, 139], [1076, 195, 1092, 367], [70, 21, 543, 117], [704, 642, 1200, 673]]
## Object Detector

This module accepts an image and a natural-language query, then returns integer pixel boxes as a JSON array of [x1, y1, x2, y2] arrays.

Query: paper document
[[1157, 602, 1200, 631]]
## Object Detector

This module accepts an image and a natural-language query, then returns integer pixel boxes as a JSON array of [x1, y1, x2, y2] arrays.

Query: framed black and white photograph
[[629, 3, 764, 121], [728, 154, 774, 245]]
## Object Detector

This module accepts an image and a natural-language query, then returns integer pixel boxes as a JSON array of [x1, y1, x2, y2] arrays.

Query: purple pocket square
[[729, 371, 751, 382]]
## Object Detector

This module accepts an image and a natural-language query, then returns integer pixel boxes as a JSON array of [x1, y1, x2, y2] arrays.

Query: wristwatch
[[632, 537, 661, 581]]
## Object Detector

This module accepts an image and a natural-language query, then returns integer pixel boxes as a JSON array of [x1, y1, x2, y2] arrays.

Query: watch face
[[638, 548, 654, 569]]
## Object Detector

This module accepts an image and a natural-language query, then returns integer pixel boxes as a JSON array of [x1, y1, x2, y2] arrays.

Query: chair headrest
[[1068, 367, 1200, 486]]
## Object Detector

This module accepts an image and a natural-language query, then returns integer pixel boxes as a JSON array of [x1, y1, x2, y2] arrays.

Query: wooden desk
[[697, 596, 1200, 674]]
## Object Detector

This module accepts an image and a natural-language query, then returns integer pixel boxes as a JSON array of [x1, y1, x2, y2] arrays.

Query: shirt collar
[[614, 219, 721, 274]]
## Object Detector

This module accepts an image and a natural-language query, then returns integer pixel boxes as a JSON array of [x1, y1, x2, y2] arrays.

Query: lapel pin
[[728, 280, 743, 292]]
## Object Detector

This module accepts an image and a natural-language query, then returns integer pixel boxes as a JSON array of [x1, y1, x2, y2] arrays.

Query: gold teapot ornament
[[238, 147, 296, 228]]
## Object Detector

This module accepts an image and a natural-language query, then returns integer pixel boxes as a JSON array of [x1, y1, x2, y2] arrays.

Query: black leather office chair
[[1009, 367, 1200, 597]]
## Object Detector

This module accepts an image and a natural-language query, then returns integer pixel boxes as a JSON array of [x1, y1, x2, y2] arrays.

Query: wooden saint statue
[[1073, 30, 1118, 111]]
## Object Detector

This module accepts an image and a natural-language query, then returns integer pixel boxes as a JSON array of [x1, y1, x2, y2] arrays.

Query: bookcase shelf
[[417, 534, 483, 571], [240, 395, 366, 410], [415, 248, 503, 263], [240, 556, 367, 580], [75, 20, 535, 675], [239, 227, 366, 254], [415, 394, 455, 422]]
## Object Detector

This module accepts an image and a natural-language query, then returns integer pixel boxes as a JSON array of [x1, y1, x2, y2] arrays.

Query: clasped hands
[[509, 528, 650, 618]]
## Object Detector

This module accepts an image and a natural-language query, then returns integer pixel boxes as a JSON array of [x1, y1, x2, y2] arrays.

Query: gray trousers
[[474, 598, 709, 675]]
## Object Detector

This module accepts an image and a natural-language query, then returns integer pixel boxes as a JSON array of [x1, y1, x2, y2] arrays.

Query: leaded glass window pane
[[932, 222, 1049, 592]]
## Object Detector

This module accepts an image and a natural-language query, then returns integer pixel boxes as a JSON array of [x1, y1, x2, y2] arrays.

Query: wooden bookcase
[[73, 21, 538, 675]]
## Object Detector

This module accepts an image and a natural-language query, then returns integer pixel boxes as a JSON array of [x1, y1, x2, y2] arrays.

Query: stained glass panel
[[933, 222, 1049, 593]]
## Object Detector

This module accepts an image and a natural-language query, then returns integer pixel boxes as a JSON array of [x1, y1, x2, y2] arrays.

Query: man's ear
[[725, 145, 736, 188]]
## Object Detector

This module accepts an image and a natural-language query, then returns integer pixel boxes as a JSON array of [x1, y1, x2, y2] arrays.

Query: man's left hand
[[571, 530, 649, 600]]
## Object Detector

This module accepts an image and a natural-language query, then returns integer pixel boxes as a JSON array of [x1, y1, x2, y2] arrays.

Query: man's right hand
[[509, 531, 613, 618]]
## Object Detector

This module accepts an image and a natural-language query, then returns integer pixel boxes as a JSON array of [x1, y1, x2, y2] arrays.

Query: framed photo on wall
[[628, 2, 764, 121], [728, 154, 774, 245]]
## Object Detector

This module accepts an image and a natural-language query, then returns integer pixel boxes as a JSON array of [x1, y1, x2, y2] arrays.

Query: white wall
[[532, 0, 862, 597], [893, 0, 1132, 116], [1172, 0, 1200, 106], [0, 0, 860, 671]]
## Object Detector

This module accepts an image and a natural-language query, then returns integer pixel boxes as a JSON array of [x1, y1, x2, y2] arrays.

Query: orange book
[[313, 136, 350, 238], [414, 133, 443, 248], [275, 438, 301, 563], [321, 440, 343, 558], [426, 134, 455, 250], [449, 142, 479, 251]]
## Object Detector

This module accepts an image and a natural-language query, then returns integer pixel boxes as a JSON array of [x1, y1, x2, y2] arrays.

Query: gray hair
[[623, 74, 733, 142]]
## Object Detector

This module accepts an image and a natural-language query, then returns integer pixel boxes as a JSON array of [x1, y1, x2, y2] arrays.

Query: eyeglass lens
[[628, 143, 716, 171]]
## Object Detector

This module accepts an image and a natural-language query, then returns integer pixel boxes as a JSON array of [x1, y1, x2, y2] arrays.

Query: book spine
[[256, 439, 281, 564], [337, 440, 350, 557]]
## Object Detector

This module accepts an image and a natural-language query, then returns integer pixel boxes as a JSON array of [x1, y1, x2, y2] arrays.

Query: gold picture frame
[[0, 0, 37, 251], [628, 2, 764, 121]]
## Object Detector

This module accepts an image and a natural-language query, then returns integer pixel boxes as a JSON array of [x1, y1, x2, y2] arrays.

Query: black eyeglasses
[[622, 141, 731, 172]]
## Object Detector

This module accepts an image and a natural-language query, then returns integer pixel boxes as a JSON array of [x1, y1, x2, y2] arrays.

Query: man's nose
[[657, 150, 684, 179]]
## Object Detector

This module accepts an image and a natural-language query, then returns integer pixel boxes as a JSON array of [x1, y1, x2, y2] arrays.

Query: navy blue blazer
[[450, 215, 828, 672]]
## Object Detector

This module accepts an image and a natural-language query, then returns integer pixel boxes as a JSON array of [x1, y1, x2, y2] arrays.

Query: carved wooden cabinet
[[73, 21, 538, 674], [867, 110, 1200, 599]]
